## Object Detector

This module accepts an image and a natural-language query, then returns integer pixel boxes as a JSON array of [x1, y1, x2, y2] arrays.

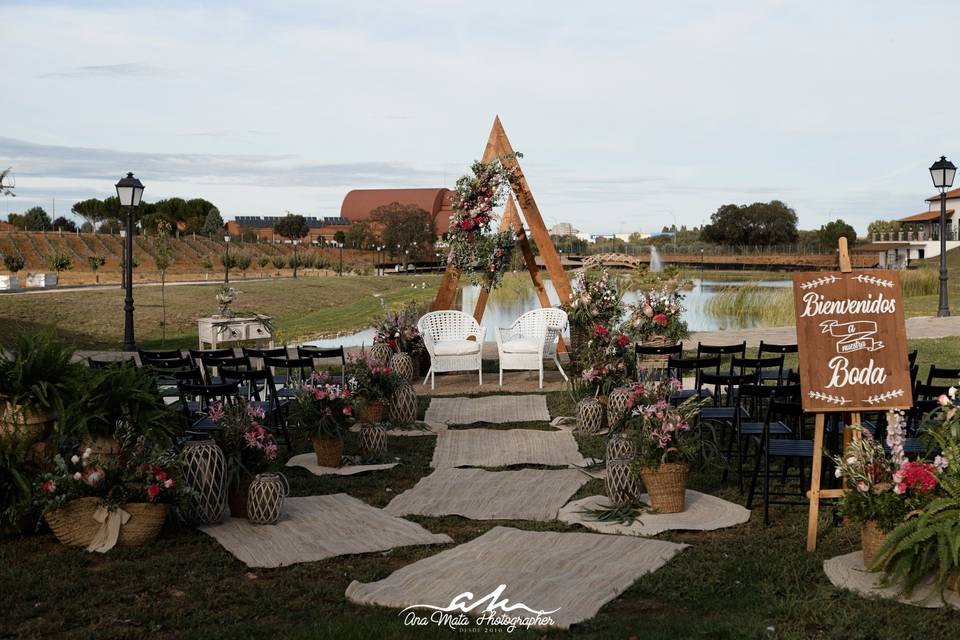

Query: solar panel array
[[233, 215, 351, 228]]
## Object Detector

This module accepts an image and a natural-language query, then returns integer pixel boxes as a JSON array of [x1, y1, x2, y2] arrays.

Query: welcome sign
[[792, 270, 913, 412]]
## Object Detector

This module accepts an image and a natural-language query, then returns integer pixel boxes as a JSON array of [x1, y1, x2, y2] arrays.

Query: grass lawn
[[0, 275, 442, 350], [5, 375, 960, 639]]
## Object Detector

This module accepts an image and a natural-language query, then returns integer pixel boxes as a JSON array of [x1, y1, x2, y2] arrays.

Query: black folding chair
[[264, 356, 317, 397], [635, 342, 683, 379], [697, 342, 747, 374], [177, 380, 241, 434], [757, 341, 797, 382], [733, 355, 785, 387], [725, 383, 799, 492], [297, 346, 346, 385], [202, 354, 252, 384], [926, 365, 960, 386], [220, 368, 291, 449], [137, 348, 183, 364], [666, 356, 720, 404], [188, 348, 234, 370]]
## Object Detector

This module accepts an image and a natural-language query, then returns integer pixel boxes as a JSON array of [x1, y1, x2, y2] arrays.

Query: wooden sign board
[[792, 269, 913, 412]]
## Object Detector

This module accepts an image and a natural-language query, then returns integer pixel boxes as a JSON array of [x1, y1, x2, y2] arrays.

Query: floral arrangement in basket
[[34, 422, 189, 514], [561, 270, 624, 328], [209, 401, 278, 491], [292, 371, 354, 441], [873, 396, 960, 593], [373, 300, 425, 356], [579, 324, 633, 397], [445, 154, 521, 290], [622, 288, 690, 345], [345, 355, 402, 423]]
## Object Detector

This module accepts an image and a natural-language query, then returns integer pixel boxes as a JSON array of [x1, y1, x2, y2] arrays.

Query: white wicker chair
[[495, 308, 569, 388], [418, 310, 486, 389]]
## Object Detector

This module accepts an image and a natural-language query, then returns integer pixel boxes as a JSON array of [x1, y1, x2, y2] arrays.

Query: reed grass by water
[[900, 268, 938, 297], [704, 283, 795, 327]]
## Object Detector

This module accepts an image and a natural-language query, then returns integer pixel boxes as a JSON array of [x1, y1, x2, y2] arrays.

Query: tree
[[287, 252, 304, 279], [22, 207, 52, 231], [333, 230, 346, 245], [52, 216, 77, 232], [219, 250, 237, 283], [201, 256, 213, 274], [3, 254, 24, 273], [819, 219, 857, 249], [273, 213, 309, 242], [152, 220, 175, 343], [79, 221, 93, 233], [98, 219, 121, 234], [369, 202, 435, 258], [271, 256, 286, 273], [867, 219, 901, 239], [235, 251, 252, 279], [700, 200, 799, 247], [344, 220, 376, 248], [257, 256, 269, 278], [71, 198, 106, 231], [46, 250, 72, 274], [86, 255, 106, 284], [202, 208, 225, 236]]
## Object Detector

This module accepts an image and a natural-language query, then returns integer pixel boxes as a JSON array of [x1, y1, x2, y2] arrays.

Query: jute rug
[[425, 395, 550, 425], [286, 454, 398, 476], [824, 551, 960, 609], [200, 494, 451, 568], [345, 526, 687, 629], [558, 492, 751, 536], [430, 428, 587, 469], [384, 468, 590, 521]]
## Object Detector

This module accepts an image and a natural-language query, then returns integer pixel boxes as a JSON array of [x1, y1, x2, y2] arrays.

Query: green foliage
[[85, 255, 106, 271], [371, 202, 436, 256], [901, 268, 938, 297], [52, 216, 77, 232], [868, 219, 901, 237], [219, 250, 238, 270], [201, 208, 225, 236], [0, 435, 37, 529], [271, 256, 286, 270], [45, 250, 72, 273], [876, 498, 960, 594], [3, 253, 24, 273], [0, 330, 77, 415], [273, 213, 309, 240], [333, 230, 346, 244], [153, 220, 174, 273], [704, 283, 795, 327], [291, 373, 353, 440], [71, 198, 107, 227], [235, 251, 252, 276], [64, 361, 175, 444], [561, 270, 624, 327], [201, 256, 213, 270], [257, 257, 270, 270], [344, 220, 376, 248], [818, 219, 857, 248], [20, 206, 52, 231], [701, 200, 799, 246], [300, 252, 317, 269]]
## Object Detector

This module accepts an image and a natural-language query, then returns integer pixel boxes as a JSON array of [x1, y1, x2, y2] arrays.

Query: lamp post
[[930, 155, 957, 317], [700, 247, 705, 285], [223, 233, 231, 283], [338, 241, 343, 276], [115, 172, 144, 352]]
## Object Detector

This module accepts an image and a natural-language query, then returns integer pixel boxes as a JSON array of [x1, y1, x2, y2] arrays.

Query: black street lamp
[[223, 233, 231, 283], [115, 172, 144, 352], [338, 241, 343, 276], [930, 155, 957, 317]]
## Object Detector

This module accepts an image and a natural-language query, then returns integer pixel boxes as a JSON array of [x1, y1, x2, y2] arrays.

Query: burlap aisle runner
[[430, 428, 587, 469], [349, 422, 448, 437], [824, 551, 960, 609], [384, 468, 590, 521], [199, 494, 451, 568], [345, 526, 688, 629], [425, 395, 550, 425], [558, 492, 751, 535], [286, 454, 398, 476]]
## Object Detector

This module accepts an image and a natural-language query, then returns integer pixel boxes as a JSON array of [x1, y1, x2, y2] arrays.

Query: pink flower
[[939, 394, 951, 406], [207, 403, 225, 422], [164, 478, 176, 489], [343, 406, 353, 416], [42, 480, 56, 493], [147, 484, 161, 500], [900, 461, 938, 493], [652, 313, 668, 327], [643, 305, 654, 318]]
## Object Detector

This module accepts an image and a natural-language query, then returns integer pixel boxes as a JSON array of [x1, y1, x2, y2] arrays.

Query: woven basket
[[638, 448, 688, 513], [861, 521, 888, 570], [45, 497, 167, 548], [80, 435, 121, 461], [576, 397, 606, 434], [369, 344, 393, 366], [1, 402, 54, 445], [638, 334, 676, 364], [359, 423, 387, 460], [359, 401, 387, 424], [390, 353, 415, 383], [311, 436, 343, 467], [606, 432, 636, 461], [607, 387, 633, 426], [389, 384, 418, 427], [568, 324, 590, 363], [606, 458, 638, 507]]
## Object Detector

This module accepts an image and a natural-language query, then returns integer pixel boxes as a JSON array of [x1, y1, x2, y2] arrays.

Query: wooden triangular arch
[[431, 116, 573, 330]]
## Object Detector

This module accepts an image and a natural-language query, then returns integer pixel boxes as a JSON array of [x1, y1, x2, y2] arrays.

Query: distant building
[[226, 216, 350, 243], [550, 222, 579, 236], [340, 188, 453, 236], [872, 188, 960, 261]]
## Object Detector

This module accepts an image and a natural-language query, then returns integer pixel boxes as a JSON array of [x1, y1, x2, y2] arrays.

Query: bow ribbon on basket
[[87, 505, 130, 553]]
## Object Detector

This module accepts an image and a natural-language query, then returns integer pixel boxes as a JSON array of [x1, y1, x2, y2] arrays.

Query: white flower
[[71, 455, 80, 464], [834, 468, 843, 478], [846, 456, 857, 465], [82, 447, 92, 459], [73, 472, 82, 480], [950, 386, 957, 399]]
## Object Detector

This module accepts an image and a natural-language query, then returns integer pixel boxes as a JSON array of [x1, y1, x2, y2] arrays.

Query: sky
[[3, 0, 960, 235]]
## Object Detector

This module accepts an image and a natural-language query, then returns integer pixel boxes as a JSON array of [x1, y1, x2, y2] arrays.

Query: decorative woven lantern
[[246, 473, 289, 525], [390, 383, 418, 427], [390, 352, 415, 383], [576, 397, 606, 434], [606, 432, 636, 462], [369, 343, 393, 366], [180, 439, 226, 524], [359, 423, 387, 460], [607, 386, 633, 426], [606, 458, 638, 507]]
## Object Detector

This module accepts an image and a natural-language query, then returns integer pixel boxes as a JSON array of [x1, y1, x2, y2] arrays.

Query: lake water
[[304, 278, 791, 349]]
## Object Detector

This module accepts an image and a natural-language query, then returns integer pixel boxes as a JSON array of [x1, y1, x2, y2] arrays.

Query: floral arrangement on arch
[[445, 154, 521, 290], [34, 422, 191, 514], [622, 288, 690, 344], [373, 300, 425, 356], [561, 270, 624, 328], [579, 324, 632, 397], [345, 354, 402, 406], [209, 401, 278, 490], [292, 371, 354, 440]]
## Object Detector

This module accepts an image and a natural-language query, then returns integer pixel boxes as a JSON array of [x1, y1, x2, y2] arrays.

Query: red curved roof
[[340, 188, 453, 234]]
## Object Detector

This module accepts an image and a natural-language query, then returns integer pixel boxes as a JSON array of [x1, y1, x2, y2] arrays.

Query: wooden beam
[[838, 237, 852, 273], [806, 413, 826, 551], [488, 116, 573, 305]]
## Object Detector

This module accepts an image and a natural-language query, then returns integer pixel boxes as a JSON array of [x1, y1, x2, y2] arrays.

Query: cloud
[[0, 137, 437, 189], [41, 63, 169, 79]]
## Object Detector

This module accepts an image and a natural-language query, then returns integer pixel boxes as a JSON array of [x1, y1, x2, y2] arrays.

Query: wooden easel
[[431, 116, 573, 335], [802, 238, 911, 551]]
